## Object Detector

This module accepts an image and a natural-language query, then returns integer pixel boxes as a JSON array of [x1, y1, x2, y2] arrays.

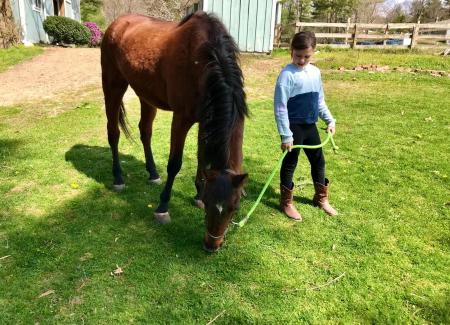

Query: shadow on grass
[[63, 144, 274, 257], [0, 139, 23, 163], [2, 186, 264, 322], [2, 145, 276, 322], [64, 144, 210, 249]]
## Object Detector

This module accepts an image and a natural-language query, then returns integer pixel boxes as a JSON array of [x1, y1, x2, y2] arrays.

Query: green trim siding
[[190, 0, 278, 53], [237, 0, 249, 51], [10, 0, 81, 44]]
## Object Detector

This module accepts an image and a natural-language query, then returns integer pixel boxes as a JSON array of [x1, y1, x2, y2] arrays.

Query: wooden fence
[[274, 21, 450, 49]]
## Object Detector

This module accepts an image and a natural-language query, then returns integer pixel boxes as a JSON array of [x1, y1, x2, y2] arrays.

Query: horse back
[[101, 13, 208, 116]]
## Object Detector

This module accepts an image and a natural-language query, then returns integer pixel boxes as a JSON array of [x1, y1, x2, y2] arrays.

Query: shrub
[[43, 16, 90, 45], [83, 22, 103, 47]]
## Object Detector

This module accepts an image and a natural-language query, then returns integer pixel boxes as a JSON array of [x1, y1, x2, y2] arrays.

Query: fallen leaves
[[38, 290, 55, 298], [335, 65, 450, 78], [79, 252, 93, 261], [69, 296, 82, 305], [77, 278, 90, 292], [110, 265, 123, 276]]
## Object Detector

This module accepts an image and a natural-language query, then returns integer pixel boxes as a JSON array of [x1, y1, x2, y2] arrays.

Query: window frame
[[32, 0, 43, 12]]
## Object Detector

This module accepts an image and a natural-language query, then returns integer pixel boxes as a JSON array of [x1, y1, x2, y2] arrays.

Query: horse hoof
[[194, 199, 205, 209], [149, 177, 162, 185], [154, 212, 171, 224], [113, 184, 125, 191]]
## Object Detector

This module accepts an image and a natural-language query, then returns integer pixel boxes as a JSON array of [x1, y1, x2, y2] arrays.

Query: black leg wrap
[[156, 201, 168, 213], [112, 166, 124, 185]]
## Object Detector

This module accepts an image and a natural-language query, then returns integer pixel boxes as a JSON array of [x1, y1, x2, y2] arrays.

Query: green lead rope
[[233, 132, 338, 228]]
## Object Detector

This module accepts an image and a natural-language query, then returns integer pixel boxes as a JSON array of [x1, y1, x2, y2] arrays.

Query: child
[[274, 31, 337, 221]]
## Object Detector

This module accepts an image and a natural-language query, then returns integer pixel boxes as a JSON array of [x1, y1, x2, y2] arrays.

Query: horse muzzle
[[202, 231, 226, 253]]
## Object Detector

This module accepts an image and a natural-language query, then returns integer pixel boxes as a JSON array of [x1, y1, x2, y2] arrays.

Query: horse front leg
[[154, 116, 193, 224], [139, 99, 161, 184], [229, 117, 247, 197], [194, 132, 205, 209]]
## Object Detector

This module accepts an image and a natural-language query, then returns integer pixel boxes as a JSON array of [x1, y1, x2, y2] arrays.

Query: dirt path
[[0, 47, 282, 107], [0, 47, 136, 106]]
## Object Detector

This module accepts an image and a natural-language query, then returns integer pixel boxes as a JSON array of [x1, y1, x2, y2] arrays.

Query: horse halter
[[207, 231, 224, 240], [207, 227, 229, 240]]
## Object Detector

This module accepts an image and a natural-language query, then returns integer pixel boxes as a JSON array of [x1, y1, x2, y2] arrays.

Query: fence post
[[345, 18, 351, 46], [351, 24, 357, 48], [383, 24, 389, 46], [410, 21, 420, 49]]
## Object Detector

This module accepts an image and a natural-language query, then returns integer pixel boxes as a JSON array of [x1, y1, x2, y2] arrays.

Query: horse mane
[[192, 13, 248, 170], [178, 12, 194, 26]]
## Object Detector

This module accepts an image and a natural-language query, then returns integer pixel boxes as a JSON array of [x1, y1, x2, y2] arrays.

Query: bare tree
[[0, 0, 20, 48], [408, 0, 448, 22], [354, 0, 385, 23], [380, 1, 409, 23], [424, 0, 446, 21], [103, 0, 195, 24], [409, 0, 427, 22]]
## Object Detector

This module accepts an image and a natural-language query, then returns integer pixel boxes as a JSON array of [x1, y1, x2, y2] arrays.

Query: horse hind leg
[[103, 77, 128, 191], [139, 99, 161, 184]]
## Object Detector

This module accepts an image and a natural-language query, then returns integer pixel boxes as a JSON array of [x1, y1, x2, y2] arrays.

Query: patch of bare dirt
[[0, 47, 102, 106], [0, 47, 138, 107]]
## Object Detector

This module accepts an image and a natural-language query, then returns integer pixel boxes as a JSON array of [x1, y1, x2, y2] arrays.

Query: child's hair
[[291, 31, 316, 50]]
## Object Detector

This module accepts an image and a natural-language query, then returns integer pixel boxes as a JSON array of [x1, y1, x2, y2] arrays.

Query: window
[[33, 0, 43, 12]]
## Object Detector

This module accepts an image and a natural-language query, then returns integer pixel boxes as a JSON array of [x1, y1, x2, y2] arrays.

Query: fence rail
[[274, 21, 450, 49]]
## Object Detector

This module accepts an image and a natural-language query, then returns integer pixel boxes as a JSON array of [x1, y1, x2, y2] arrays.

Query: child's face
[[291, 47, 314, 68]]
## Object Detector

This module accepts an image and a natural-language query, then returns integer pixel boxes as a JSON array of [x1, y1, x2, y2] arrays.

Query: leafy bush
[[83, 22, 103, 47], [80, 0, 106, 28], [43, 16, 90, 45]]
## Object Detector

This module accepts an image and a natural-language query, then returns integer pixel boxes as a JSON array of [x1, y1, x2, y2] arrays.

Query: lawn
[[0, 49, 449, 323], [0, 45, 43, 73]]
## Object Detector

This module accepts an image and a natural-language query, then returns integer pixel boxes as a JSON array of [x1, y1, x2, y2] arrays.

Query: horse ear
[[231, 173, 248, 188]]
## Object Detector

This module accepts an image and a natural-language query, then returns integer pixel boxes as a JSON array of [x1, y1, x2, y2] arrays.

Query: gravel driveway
[[0, 47, 117, 106]]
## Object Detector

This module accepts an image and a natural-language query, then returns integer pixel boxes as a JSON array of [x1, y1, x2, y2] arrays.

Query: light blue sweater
[[274, 63, 336, 144]]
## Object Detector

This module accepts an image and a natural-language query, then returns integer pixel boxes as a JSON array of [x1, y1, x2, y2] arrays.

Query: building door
[[53, 0, 64, 16]]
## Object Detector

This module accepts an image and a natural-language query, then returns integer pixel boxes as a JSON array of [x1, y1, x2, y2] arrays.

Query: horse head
[[202, 170, 247, 252]]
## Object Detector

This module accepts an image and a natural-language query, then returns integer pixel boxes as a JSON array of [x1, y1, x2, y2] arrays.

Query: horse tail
[[118, 101, 132, 139]]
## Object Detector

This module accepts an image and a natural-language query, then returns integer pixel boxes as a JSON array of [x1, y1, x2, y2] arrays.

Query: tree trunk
[[0, 0, 20, 48]]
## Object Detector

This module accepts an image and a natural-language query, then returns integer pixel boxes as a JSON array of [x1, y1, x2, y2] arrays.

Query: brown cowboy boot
[[313, 178, 338, 216], [280, 184, 302, 221]]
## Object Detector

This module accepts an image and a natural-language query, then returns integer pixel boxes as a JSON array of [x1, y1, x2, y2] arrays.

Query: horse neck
[[200, 115, 243, 173], [227, 117, 244, 173]]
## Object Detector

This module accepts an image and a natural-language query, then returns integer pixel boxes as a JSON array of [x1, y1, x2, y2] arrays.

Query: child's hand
[[281, 142, 293, 152], [326, 126, 336, 135]]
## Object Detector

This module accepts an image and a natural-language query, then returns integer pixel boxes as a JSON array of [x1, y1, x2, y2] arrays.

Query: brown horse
[[101, 11, 248, 252]]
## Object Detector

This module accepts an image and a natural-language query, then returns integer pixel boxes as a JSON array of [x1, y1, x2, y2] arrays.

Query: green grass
[[0, 45, 44, 72], [1, 50, 449, 323]]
